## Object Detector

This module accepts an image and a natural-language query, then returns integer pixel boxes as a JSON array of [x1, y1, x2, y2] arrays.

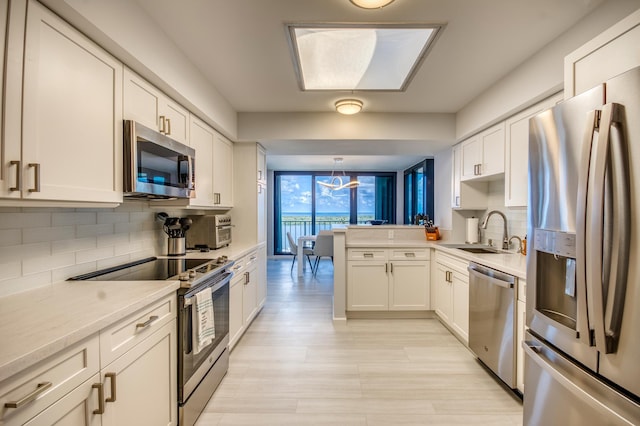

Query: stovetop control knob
[[179, 273, 190, 282], [189, 270, 196, 278]]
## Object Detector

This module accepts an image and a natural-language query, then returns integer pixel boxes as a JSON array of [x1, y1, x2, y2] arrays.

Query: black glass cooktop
[[68, 257, 213, 281]]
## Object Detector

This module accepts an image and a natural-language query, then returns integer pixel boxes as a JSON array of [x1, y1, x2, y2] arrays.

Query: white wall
[[433, 148, 452, 231], [456, 0, 640, 139], [238, 112, 455, 150], [0, 202, 165, 297]]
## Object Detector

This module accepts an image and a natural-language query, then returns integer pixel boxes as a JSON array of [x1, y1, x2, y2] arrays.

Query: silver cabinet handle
[[455, 196, 460, 206], [165, 118, 171, 135], [213, 193, 221, 204], [385, 263, 388, 273], [4, 382, 52, 409], [363, 253, 374, 258], [159, 115, 166, 133], [92, 383, 104, 414], [105, 372, 116, 403], [9, 160, 20, 192], [404, 252, 416, 258], [258, 170, 263, 180], [28, 163, 40, 192], [390, 263, 393, 273], [244, 271, 250, 285], [135, 315, 158, 330]]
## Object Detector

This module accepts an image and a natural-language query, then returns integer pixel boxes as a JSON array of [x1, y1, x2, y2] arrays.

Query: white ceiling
[[134, 0, 604, 171]]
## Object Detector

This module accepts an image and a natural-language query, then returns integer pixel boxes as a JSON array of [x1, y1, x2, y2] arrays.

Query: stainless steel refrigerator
[[525, 67, 640, 425]]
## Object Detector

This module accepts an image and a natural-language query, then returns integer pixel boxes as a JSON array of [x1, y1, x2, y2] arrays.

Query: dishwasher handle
[[468, 262, 515, 289]]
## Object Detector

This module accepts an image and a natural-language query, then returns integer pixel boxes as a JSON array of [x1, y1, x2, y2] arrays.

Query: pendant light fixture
[[335, 99, 363, 115], [318, 158, 360, 190], [349, 0, 395, 9]]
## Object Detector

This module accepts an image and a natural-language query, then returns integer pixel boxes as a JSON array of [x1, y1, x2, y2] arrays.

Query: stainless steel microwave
[[123, 120, 195, 199]]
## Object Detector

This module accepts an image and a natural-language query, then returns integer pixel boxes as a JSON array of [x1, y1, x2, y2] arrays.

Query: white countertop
[[0, 241, 265, 383], [346, 240, 527, 279], [0, 279, 179, 383]]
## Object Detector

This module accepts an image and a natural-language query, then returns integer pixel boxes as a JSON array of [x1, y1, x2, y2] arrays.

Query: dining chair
[[311, 231, 333, 275], [286, 232, 314, 273]]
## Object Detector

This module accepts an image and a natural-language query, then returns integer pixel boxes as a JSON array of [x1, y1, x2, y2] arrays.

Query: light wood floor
[[196, 257, 523, 425]]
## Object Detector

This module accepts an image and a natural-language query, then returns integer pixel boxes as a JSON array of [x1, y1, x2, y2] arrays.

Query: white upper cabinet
[[187, 115, 216, 208], [504, 93, 563, 207], [123, 68, 189, 145], [452, 144, 488, 211], [461, 122, 505, 181], [1, 0, 122, 204], [257, 145, 267, 185], [565, 9, 640, 99], [212, 132, 233, 208]]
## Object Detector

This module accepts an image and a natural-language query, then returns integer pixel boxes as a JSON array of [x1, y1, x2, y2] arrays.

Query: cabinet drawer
[[0, 335, 99, 425], [389, 249, 429, 261], [435, 251, 468, 275], [230, 256, 246, 275], [100, 293, 176, 366], [348, 249, 386, 261], [245, 251, 259, 268]]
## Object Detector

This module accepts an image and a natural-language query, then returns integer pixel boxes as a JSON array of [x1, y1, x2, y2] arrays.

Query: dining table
[[297, 234, 316, 277]]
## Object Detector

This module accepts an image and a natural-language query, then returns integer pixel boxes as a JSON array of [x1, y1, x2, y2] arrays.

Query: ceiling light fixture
[[335, 99, 363, 115], [349, 0, 395, 9], [318, 158, 360, 190]]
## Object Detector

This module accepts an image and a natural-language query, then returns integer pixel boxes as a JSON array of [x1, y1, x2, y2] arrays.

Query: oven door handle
[[184, 273, 233, 306]]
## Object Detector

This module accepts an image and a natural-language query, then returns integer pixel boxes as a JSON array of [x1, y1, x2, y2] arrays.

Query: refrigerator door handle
[[598, 103, 631, 354], [576, 109, 599, 347]]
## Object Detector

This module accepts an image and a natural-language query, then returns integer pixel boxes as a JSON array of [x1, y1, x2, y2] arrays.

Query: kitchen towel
[[192, 287, 215, 355], [466, 217, 480, 244]]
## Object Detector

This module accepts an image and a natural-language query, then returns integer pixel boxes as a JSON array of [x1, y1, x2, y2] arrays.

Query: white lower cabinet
[[242, 252, 259, 325], [23, 373, 102, 426], [229, 270, 245, 347], [229, 247, 266, 350], [516, 278, 527, 394], [347, 248, 430, 311], [100, 320, 176, 426], [0, 294, 177, 426], [433, 251, 469, 344]]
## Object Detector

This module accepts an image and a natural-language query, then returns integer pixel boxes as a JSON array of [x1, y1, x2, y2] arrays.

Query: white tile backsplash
[[476, 180, 527, 249], [0, 201, 165, 297]]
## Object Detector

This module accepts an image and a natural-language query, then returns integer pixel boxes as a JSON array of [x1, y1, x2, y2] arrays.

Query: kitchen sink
[[439, 243, 506, 254], [457, 247, 500, 254]]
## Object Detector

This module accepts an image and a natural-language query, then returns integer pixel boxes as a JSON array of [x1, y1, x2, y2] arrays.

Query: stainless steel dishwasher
[[468, 262, 517, 388]]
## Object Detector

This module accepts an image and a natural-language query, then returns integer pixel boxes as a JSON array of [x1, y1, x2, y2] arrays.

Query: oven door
[[214, 225, 232, 248], [178, 273, 230, 403]]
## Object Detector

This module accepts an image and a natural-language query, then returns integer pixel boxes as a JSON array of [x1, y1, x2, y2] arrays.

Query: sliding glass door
[[274, 171, 396, 254]]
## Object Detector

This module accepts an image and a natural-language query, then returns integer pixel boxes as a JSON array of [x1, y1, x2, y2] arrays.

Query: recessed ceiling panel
[[287, 23, 443, 91]]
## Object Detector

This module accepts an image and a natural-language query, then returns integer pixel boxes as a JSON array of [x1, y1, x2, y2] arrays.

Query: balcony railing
[[278, 218, 369, 254]]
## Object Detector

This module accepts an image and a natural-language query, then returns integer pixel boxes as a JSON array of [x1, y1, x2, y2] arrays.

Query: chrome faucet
[[481, 210, 509, 250], [508, 235, 523, 253]]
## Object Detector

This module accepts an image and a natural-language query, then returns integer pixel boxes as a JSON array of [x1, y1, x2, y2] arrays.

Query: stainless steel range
[[69, 256, 234, 426]]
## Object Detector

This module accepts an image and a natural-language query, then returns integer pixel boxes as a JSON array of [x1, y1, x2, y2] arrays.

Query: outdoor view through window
[[275, 173, 395, 254]]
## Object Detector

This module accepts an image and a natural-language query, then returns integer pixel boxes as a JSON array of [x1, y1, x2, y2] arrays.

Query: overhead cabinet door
[[20, 0, 122, 202]]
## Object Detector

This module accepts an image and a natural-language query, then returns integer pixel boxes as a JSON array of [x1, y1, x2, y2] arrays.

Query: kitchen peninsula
[[333, 225, 528, 391]]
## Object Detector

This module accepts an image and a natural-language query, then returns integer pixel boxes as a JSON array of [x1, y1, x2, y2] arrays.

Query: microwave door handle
[[177, 155, 195, 190], [188, 155, 195, 191], [576, 109, 599, 346], [600, 103, 630, 354]]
